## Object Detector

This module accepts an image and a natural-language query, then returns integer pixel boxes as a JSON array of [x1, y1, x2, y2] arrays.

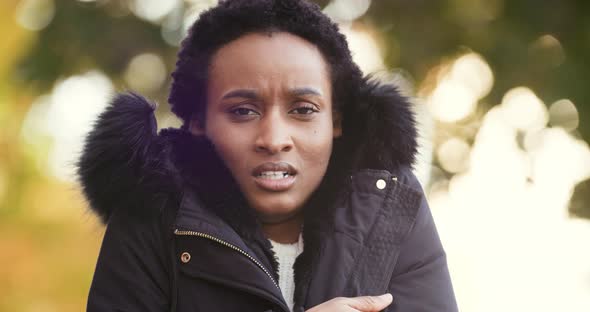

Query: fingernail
[[381, 293, 393, 301]]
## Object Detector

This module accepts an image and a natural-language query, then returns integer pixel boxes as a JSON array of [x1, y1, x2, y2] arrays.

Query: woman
[[77, 0, 458, 311]]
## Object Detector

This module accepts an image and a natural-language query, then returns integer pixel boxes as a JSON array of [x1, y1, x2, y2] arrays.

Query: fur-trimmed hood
[[76, 76, 418, 226]]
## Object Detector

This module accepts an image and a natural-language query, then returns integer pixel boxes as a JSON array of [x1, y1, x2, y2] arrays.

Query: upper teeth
[[258, 171, 289, 179]]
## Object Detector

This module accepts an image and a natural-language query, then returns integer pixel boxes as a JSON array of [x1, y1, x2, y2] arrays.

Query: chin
[[249, 194, 301, 220]]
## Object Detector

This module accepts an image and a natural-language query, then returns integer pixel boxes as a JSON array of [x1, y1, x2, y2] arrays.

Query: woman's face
[[190, 32, 340, 223]]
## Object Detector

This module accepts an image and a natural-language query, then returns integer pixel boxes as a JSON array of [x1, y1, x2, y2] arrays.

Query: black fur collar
[[76, 76, 418, 310]]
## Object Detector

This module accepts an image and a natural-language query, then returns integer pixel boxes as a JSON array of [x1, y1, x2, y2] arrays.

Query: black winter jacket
[[77, 83, 458, 312]]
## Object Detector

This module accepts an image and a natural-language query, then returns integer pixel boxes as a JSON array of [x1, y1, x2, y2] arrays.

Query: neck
[[261, 211, 303, 244]]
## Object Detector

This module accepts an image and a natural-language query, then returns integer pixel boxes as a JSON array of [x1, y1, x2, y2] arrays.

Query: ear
[[189, 117, 206, 136], [333, 109, 342, 138]]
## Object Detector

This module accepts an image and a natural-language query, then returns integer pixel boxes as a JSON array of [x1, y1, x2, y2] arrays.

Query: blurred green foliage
[[14, 0, 590, 141]]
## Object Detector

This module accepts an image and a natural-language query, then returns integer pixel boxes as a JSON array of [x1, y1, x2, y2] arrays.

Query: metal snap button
[[180, 252, 191, 263], [376, 179, 386, 190]]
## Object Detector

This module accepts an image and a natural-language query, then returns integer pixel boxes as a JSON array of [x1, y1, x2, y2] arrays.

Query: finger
[[347, 293, 393, 311]]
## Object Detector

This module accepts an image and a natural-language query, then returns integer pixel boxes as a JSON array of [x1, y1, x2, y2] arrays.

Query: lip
[[252, 162, 298, 192]]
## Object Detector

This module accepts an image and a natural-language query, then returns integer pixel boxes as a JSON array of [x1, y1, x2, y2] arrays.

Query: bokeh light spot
[[428, 79, 477, 123], [340, 25, 384, 75], [15, 0, 55, 31], [449, 53, 494, 99], [129, 0, 179, 23], [124, 53, 167, 93], [437, 137, 471, 173], [549, 99, 579, 131], [323, 0, 371, 22], [500, 87, 548, 132], [21, 71, 113, 182]]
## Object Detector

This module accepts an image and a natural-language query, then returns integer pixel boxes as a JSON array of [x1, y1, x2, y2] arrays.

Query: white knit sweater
[[268, 232, 304, 312]]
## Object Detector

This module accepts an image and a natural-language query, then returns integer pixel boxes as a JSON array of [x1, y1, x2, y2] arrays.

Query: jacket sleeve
[[386, 184, 458, 312], [87, 202, 172, 312]]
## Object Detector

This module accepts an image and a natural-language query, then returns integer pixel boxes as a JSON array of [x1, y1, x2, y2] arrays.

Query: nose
[[254, 112, 293, 154]]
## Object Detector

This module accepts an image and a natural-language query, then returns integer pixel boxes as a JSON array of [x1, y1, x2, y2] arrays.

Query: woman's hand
[[306, 293, 393, 312]]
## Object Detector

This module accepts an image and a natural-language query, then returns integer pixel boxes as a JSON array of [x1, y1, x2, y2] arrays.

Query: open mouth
[[252, 162, 298, 191], [256, 171, 294, 179], [252, 162, 297, 178]]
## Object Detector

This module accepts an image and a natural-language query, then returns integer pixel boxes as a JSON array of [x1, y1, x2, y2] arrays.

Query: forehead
[[207, 32, 331, 93]]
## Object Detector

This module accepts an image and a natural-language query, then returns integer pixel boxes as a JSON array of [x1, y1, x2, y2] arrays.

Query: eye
[[226, 106, 260, 122], [229, 107, 259, 116], [289, 104, 319, 115]]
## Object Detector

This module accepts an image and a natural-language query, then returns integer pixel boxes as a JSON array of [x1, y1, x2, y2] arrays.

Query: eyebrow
[[221, 89, 259, 100], [290, 87, 323, 97], [220, 87, 323, 100]]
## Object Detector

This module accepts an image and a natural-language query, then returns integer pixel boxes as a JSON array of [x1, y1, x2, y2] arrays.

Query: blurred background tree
[[2, 0, 589, 311]]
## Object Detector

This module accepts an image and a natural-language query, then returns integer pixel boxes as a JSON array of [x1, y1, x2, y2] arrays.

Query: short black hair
[[168, 0, 363, 129]]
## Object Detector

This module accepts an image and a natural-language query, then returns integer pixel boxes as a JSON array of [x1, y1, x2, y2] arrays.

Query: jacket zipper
[[173, 229, 280, 290]]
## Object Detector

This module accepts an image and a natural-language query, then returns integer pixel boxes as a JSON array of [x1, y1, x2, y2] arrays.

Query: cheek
[[205, 117, 251, 173], [298, 126, 334, 165]]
